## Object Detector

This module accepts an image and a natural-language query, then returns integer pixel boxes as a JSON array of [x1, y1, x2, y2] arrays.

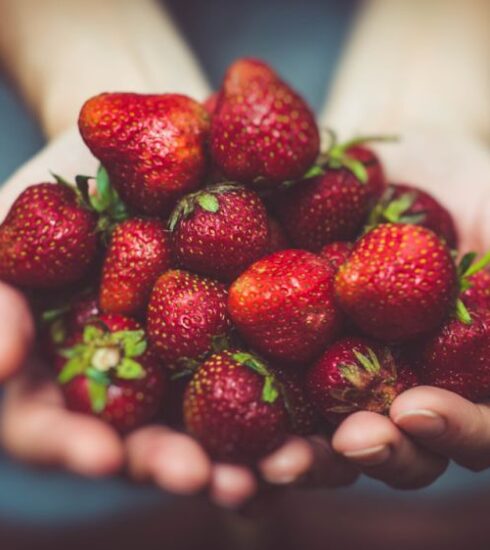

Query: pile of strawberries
[[1, 58, 490, 464]]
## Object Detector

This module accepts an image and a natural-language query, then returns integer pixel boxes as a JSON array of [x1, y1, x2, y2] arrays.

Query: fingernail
[[394, 409, 446, 438], [343, 444, 390, 466]]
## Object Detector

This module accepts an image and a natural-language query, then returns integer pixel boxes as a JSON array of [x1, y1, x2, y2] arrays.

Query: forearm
[[0, 0, 210, 139]]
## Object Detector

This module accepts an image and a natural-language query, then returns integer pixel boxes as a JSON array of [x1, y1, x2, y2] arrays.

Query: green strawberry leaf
[[232, 352, 268, 376], [86, 366, 111, 386], [88, 379, 108, 413], [112, 330, 147, 357], [50, 319, 67, 345], [303, 165, 325, 179], [42, 306, 70, 323], [458, 252, 477, 277], [339, 364, 363, 388], [51, 172, 75, 189], [262, 376, 279, 404], [196, 193, 220, 213], [455, 298, 472, 325], [383, 192, 417, 223], [339, 156, 368, 184], [464, 251, 490, 278], [116, 358, 145, 380], [354, 349, 381, 375], [58, 356, 86, 384], [83, 325, 104, 344]]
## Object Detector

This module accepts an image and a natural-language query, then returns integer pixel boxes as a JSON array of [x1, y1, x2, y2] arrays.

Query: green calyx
[[168, 182, 240, 231], [231, 352, 280, 404], [455, 251, 490, 325], [58, 325, 147, 413]]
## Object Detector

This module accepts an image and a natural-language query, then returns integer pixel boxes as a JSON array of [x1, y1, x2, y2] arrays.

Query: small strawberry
[[462, 269, 490, 311], [228, 249, 342, 363], [211, 58, 320, 186], [147, 270, 230, 372], [273, 168, 371, 251], [57, 314, 165, 432], [0, 183, 98, 288], [265, 216, 290, 255], [79, 93, 210, 216], [183, 349, 289, 462], [367, 183, 458, 249], [306, 337, 417, 424], [319, 242, 353, 271], [99, 218, 172, 315], [335, 224, 458, 341], [169, 183, 269, 281]]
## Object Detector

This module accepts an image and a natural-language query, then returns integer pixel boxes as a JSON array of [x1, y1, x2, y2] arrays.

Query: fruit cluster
[[1, 58, 490, 464]]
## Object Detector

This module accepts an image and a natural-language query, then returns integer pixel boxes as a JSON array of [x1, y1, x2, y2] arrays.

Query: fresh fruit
[[335, 224, 458, 341], [0, 183, 98, 288], [265, 217, 290, 254], [319, 242, 353, 271], [462, 269, 490, 311], [184, 349, 288, 462], [79, 93, 210, 216], [211, 58, 320, 186], [344, 145, 386, 201], [415, 308, 490, 401], [228, 249, 342, 363], [368, 183, 458, 249], [203, 92, 218, 115], [99, 218, 172, 315], [147, 270, 230, 371], [306, 337, 417, 424], [170, 183, 269, 281], [57, 314, 165, 432], [273, 168, 371, 251]]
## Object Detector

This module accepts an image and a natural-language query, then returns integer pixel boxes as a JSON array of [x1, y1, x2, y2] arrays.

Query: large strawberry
[[368, 183, 458, 249], [228, 249, 342, 363], [147, 270, 230, 372], [335, 224, 458, 341], [170, 183, 269, 281], [211, 58, 320, 186], [184, 350, 289, 462], [99, 218, 172, 315], [57, 314, 165, 432], [306, 337, 418, 424], [79, 93, 210, 216], [0, 183, 98, 288], [273, 168, 370, 251]]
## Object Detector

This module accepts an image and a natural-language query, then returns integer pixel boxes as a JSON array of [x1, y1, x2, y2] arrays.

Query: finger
[[0, 282, 34, 382], [391, 386, 490, 471], [258, 436, 314, 485], [210, 464, 257, 509], [0, 370, 123, 476], [126, 426, 211, 495], [332, 411, 447, 489]]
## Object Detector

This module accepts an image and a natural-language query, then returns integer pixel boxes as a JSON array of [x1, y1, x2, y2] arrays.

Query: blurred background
[[1, 0, 490, 548]]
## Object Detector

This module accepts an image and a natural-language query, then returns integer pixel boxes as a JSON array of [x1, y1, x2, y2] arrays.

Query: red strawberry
[[319, 241, 353, 271], [306, 337, 417, 424], [203, 92, 219, 115], [368, 183, 458, 249], [228, 249, 342, 363], [265, 217, 290, 255], [57, 314, 165, 432], [147, 270, 230, 371], [183, 350, 289, 462], [79, 93, 210, 216], [170, 183, 269, 281], [0, 183, 98, 288], [462, 269, 490, 311], [99, 218, 172, 315], [211, 58, 320, 186], [273, 168, 371, 251], [335, 224, 458, 341], [415, 308, 490, 401], [345, 145, 386, 200]]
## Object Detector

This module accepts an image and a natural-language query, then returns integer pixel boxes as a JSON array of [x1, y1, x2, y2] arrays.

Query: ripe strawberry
[[273, 168, 371, 251], [335, 224, 458, 341], [228, 250, 342, 363], [170, 183, 269, 281], [368, 183, 458, 249], [319, 242, 353, 271], [147, 270, 230, 372], [415, 308, 490, 401], [79, 93, 210, 216], [211, 58, 320, 186], [57, 314, 165, 432], [203, 92, 218, 115], [462, 269, 490, 311], [183, 350, 289, 462], [0, 183, 98, 288], [306, 337, 417, 424], [265, 217, 290, 255], [99, 218, 172, 315]]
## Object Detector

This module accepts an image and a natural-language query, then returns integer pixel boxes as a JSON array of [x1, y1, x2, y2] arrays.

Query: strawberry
[[273, 168, 371, 251], [368, 183, 458, 249], [183, 350, 289, 462], [57, 313, 165, 432], [344, 145, 386, 200], [415, 308, 490, 401], [99, 218, 172, 315], [319, 241, 353, 271], [335, 224, 458, 341], [79, 93, 210, 216], [265, 216, 290, 255], [203, 92, 219, 115], [306, 337, 417, 424], [228, 249, 342, 363], [147, 270, 230, 372], [462, 269, 490, 311], [169, 183, 269, 281], [0, 183, 98, 288], [211, 58, 320, 186]]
